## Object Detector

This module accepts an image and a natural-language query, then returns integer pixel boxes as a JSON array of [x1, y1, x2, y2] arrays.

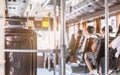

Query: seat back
[[5, 26, 37, 75], [82, 37, 96, 60]]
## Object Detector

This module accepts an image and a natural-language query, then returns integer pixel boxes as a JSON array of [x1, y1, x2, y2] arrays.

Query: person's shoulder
[[89, 34, 97, 39], [84, 35, 89, 39]]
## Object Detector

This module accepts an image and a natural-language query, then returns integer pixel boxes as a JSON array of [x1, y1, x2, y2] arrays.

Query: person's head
[[101, 26, 105, 36], [71, 34, 75, 40], [87, 26, 94, 34], [72, 34, 75, 38], [102, 25, 113, 34], [109, 25, 113, 33], [77, 29, 82, 36]]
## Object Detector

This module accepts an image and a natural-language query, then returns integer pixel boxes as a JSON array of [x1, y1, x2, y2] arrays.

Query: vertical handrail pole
[[60, 0, 66, 75], [54, 0, 57, 48], [48, 13, 51, 70], [58, 2, 61, 75], [105, 0, 109, 75], [53, 0, 57, 75], [0, 0, 5, 75]]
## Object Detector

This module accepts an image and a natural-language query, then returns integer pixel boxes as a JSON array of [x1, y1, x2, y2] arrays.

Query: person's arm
[[109, 42, 112, 48], [91, 39, 99, 52], [78, 36, 83, 48], [91, 43, 97, 52]]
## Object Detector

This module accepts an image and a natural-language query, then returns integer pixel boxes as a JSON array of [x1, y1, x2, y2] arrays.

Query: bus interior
[[0, 0, 120, 75]]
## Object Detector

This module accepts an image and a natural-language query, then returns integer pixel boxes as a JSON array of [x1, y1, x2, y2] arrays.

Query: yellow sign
[[42, 18, 48, 27]]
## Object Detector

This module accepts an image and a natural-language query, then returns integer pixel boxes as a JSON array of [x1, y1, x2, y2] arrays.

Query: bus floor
[[37, 68, 88, 75], [37, 68, 120, 75], [37, 63, 120, 75], [37, 63, 94, 75]]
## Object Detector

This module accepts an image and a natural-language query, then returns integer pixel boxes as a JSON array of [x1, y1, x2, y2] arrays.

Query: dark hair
[[87, 26, 94, 34], [77, 29, 82, 34], [102, 25, 113, 33], [102, 26, 105, 32], [109, 25, 113, 33], [72, 34, 75, 37]]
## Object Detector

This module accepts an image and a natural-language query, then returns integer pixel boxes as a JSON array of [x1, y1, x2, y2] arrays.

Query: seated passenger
[[96, 26, 106, 75], [67, 30, 83, 62], [96, 26, 114, 75], [85, 26, 113, 75], [109, 25, 120, 69], [77, 29, 88, 52], [76, 29, 83, 50], [67, 34, 76, 62], [83, 26, 98, 74], [109, 25, 120, 58], [76, 30, 86, 63]]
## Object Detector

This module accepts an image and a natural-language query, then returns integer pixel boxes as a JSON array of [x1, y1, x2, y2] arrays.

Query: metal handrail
[[4, 49, 60, 53]]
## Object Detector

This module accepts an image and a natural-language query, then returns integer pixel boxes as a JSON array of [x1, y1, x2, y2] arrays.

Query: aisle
[[37, 68, 89, 75], [37, 63, 97, 75], [37, 68, 59, 75]]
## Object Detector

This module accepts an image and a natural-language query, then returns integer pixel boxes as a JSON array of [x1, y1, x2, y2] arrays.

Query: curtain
[[82, 22, 87, 34], [94, 17, 101, 33]]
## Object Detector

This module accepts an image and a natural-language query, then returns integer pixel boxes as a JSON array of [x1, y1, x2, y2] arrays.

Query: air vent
[[9, 7, 12, 9], [13, 7, 16, 9], [23, 0, 26, 3], [8, 7, 16, 9]]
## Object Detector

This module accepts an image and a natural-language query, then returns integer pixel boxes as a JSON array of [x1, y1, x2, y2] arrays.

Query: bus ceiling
[[5, 0, 120, 24], [66, 0, 120, 24]]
